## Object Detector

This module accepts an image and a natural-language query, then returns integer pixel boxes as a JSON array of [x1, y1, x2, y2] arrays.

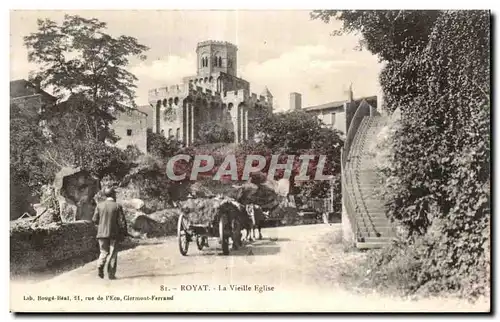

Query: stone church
[[148, 40, 273, 146]]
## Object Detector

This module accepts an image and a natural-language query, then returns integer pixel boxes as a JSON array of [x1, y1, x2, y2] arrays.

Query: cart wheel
[[231, 219, 242, 249], [196, 236, 206, 251], [177, 213, 190, 256], [219, 216, 229, 255]]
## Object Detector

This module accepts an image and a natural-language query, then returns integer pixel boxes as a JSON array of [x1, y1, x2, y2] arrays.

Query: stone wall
[[111, 108, 148, 153], [10, 95, 43, 119], [10, 220, 99, 275]]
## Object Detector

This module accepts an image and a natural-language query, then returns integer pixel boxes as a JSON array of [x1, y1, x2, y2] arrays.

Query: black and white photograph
[[8, 8, 491, 313]]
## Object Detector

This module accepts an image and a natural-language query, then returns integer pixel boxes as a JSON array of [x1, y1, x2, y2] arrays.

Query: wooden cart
[[176, 202, 243, 256]]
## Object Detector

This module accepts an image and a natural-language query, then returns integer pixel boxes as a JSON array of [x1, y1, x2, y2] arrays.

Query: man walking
[[92, 187, 128, 280]]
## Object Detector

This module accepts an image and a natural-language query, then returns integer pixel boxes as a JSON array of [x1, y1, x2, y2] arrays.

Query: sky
[[10, 10, 384, 112]]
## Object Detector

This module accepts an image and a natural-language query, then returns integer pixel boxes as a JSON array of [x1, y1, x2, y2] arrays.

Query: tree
[[196, 122, 234, 144], [10, 103, 52, 219], [10, 103, 51, 195], [147, 129, 182, 160], [24, 14, 149, 142], [251, 110, 343, 199], [310, 10, 441, 62]]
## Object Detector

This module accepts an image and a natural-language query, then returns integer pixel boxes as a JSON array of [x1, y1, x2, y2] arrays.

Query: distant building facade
[[110, 107, 148, 153], [289, 92, 302, 111], [148, 40, 273, 146], [289, 87, 377, 135], [10, 79, 57, 119]]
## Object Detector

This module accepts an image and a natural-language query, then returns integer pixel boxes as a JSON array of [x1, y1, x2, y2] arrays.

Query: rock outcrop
[[53, 167, 100, 222], [131, 208, 182, 238]]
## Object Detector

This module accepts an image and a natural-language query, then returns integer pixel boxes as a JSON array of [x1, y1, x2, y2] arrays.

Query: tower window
[[201, 56, 209, 67], [213, 56, 218, 67], [127, 129, 132, 136], [218, 57, 222, 67]]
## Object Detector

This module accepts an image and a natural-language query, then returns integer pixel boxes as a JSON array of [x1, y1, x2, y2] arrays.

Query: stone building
[[110, 107, 149, 153], [290, 87, 377, 135], [148, 40, 273, 146], [10, 79, 57, 119]]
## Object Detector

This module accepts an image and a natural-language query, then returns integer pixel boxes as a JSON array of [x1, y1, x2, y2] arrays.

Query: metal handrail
[[357, 117, 385, 236], [341, 170, 359, 240], [341, 101, 374, 244]]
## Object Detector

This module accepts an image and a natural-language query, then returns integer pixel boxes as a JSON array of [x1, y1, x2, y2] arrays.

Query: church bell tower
[[196, 40, 238, 77]]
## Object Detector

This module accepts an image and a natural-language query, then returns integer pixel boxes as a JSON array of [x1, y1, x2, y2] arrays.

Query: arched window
[[218, 56, 222, 67], [201, 56, 209, 67], [176, 128, 180, 140], [168, 129, 173, 138]]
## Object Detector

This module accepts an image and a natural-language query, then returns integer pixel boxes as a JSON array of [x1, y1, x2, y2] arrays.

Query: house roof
[[303, 100, 347, 112], [10, 79, 56, 101], [303, 95, 377, 112], [135, 104, 151, 117]]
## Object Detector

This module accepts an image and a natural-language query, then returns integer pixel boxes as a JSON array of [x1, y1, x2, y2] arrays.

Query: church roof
[[261, 86, 273, 97]]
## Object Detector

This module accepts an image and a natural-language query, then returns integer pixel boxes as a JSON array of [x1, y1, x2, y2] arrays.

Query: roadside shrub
[[378, 11, 490, 299], [325, 10, 490, 300]]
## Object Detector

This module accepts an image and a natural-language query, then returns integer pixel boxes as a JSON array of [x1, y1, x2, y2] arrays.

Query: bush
[[196, 122, 234, 144], [147, 129, 182, 160], [380, 11, 490, 298], [321, 10, 490, 300]]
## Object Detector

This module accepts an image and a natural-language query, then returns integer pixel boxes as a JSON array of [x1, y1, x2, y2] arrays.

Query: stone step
[[353, 203, 386, 210], [348, 182, 382, 189], [356, 218, 391, 225], [355, 214, 390, 221], [349, 187, 383, 195], [352, 206, 386, 213], [353, 201, 385, 208], [358, 227, 396, 237], [350, 190, 384, 197], [356, 211, 388, 218], [352, 175, 381, 181], [356, 241, 390, 249], [357, 222, 391, 230], [351, 169, 380, 175], [358, 226, 396, 235], [359, 237, 395, 243], [357, 222, 395, 230], [351, 202, 385, 210], [352, 199, 385, 206], [350, 196, 384, 203], [350, 195, 384, 204]]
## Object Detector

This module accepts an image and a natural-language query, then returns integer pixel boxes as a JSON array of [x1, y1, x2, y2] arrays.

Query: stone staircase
[[344, 115, 395, 249]]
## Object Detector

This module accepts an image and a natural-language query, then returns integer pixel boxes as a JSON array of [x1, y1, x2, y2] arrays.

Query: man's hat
[[103, 187, 116, 198]]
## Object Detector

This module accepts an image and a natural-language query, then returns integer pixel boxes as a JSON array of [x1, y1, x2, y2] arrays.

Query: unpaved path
[[10, 224, 489, 312]]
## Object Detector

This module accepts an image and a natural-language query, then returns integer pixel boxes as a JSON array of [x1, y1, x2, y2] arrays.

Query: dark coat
[[92, 198, 128, 240]]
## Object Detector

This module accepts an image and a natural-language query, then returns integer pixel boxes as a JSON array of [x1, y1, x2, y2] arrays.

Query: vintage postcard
[[9, 9, 491, 313]]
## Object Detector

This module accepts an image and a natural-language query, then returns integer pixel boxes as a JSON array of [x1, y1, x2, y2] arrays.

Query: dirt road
[[10, 224, 489, 312]]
